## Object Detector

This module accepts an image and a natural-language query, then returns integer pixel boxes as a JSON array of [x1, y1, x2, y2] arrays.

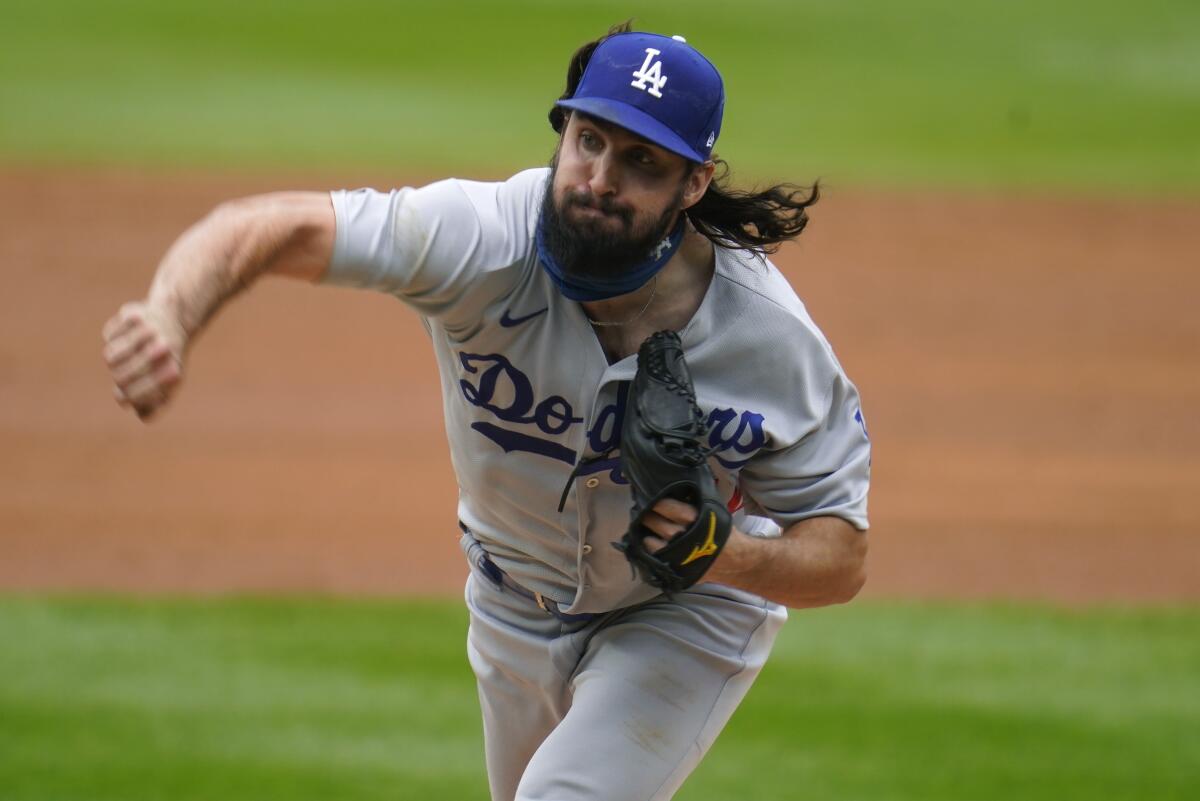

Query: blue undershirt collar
[[536, 214, 685, 302]]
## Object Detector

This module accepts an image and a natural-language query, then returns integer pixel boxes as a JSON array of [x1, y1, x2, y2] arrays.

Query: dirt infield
[[1, 167, 1196, 603]]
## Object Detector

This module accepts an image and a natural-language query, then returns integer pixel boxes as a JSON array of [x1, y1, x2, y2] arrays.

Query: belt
[[461, 522, 598, 624]]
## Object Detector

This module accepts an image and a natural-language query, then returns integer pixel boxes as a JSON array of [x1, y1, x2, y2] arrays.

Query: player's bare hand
[[102, 301, 188, 421], [640, 497, 698, 553]]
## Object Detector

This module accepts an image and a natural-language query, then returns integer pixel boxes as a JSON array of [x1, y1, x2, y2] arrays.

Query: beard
[[539, 162, 685, 283]]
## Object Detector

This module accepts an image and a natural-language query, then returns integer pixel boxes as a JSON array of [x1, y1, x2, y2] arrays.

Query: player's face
[[555, 113, 692, 232], [543, 113, 705, 281]]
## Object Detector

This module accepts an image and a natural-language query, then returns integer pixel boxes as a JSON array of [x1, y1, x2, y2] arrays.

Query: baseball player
[[102, 25, 870, 801]]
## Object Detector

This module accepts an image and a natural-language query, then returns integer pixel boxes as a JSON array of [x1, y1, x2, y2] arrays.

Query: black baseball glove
[[614, 330, 732, 594]]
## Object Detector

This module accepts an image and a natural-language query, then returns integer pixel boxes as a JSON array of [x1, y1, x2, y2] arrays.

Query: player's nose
[[587, 154, 619, 197]]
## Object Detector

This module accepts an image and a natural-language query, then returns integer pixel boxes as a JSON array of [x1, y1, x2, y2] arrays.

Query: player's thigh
[[465, 572, 582, 801], [514, 587, 786, 801], [469, 634, 565, 801]]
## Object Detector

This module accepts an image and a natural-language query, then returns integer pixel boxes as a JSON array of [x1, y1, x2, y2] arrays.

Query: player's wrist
[[142, 290, 195, 347], [702, 526, 750, 586]]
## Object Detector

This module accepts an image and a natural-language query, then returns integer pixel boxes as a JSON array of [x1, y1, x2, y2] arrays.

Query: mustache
[[562, 190, 633, 223]]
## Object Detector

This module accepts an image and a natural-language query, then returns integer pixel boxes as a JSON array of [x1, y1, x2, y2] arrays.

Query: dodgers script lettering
[[457, 351, 766, 479]]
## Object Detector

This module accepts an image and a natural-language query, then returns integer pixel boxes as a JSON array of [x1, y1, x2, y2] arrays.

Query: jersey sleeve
[[738, 362, 872, 532], [322, 169, 544, 328]]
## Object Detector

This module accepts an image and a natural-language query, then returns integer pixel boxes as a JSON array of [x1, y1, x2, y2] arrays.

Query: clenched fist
[[102, 302, 188, 420]]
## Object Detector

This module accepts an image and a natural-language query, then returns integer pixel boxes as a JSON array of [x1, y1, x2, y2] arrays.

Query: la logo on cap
[[631, 48, 667, 98], [554, 32, 722, 163]]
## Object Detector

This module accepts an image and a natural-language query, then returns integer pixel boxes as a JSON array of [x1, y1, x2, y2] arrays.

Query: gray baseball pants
[[462, 534, 787, 801]]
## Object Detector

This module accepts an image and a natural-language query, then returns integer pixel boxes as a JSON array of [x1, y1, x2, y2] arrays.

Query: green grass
[[2, 0, 1198, 192], [1, 597, 1197, 801]]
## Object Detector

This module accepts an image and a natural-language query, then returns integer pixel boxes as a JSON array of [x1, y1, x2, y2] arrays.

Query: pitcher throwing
[[102, 24, 872, 801]]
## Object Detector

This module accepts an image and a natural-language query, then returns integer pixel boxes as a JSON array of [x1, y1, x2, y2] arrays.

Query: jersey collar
[[535, 213, 686, 302]]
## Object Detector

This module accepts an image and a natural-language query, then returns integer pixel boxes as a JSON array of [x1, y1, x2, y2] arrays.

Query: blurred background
[[1, 1, 1197, 800]]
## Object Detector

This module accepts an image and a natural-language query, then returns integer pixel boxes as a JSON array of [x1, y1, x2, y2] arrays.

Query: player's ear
[[681, 161, 715, 210], [550, 108, 571, 134]]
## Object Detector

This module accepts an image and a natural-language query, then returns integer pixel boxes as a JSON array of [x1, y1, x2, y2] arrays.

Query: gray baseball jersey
[[325, 167, 871, 615], [324, 167, 870, 800]]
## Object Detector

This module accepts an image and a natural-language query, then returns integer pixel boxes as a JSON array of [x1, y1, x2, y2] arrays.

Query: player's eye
[[579, 131, 600, 151], [623, 145, 663, 169]]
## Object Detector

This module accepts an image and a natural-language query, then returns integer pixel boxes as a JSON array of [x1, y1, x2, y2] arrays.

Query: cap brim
[[555, 97, 705, 163]]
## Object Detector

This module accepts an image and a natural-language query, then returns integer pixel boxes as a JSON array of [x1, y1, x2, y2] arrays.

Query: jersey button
[[585, 477, 600, 489], [582, 544, 593, 555]]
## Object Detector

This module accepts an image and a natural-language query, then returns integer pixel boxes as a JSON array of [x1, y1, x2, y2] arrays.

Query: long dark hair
[[548, 23, 819, 256]]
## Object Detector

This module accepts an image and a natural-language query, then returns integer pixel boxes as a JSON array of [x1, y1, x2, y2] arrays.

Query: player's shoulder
[[710, 247, 842, 369], [437, 167, 548, 241], [697, 248, 864, 456]]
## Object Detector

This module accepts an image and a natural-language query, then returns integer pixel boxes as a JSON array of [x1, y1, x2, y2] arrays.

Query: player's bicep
[[323, 182, 483, 302], [322, 174, 537, 324], [739, 371, 872, 531]]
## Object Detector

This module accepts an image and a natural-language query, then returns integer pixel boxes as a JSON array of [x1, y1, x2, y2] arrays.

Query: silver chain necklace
[[586, 276, 658, 327]]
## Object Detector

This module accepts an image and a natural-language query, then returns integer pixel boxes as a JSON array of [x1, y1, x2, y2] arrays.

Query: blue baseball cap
[[555, 32, 724, 163]]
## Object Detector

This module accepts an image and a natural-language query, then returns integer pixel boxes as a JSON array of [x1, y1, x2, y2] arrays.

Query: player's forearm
[[707, 517, 868, 609], [146, 193, 333, 338], [102, 192, 334, 421], [145, 204, 251, 340]]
